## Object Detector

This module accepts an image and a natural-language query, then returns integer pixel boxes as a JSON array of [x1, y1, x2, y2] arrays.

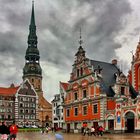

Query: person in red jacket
[[9, 121, 18, 140]]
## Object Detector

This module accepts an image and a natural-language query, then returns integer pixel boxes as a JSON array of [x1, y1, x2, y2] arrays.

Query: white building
[[52, 82, 68, 129]]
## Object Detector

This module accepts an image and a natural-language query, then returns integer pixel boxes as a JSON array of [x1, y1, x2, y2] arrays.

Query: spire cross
[[79, 27, 83, 46]]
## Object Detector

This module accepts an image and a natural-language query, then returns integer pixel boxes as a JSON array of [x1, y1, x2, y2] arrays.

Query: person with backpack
[[9, 121, 18, 140]]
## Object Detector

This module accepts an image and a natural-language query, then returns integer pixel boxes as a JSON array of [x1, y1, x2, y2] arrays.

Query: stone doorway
[[108, 120, 114, 130], [125, 112, 135, 133]]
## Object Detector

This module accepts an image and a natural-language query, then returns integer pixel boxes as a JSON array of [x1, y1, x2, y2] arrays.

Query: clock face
[[31, 67, 35, 70]]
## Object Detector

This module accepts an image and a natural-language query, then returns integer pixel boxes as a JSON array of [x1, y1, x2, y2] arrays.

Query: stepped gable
[[60, 82, 69, 90]]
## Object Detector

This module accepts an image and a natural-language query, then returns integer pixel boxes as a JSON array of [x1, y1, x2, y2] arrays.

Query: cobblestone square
[[15, 132, 140, 140]]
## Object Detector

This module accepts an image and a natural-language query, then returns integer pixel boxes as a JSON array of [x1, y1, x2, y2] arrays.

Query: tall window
[[74, 107, 78, 116], [20, 109, 24, 113], [77, 69, 79, 77], [83, 90, 87, 98], [25, 109, 29, 113], [20, 103, 24, 107], [74, 92, 78, 100], [93, 104, 98, 114], [83, 106, 87, 115], [138, 67, 140, 91], [8, 115, 11, 119], [32, 78, 34, 82], [81, 67, 83, 76], [67, 109, 70, 117], [121, 87, 125, 95]]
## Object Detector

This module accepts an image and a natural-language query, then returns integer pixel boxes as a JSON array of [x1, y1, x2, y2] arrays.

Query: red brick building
[[62, 38, 139, 133]]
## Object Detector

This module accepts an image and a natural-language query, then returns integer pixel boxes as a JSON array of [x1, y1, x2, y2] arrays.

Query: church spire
[[75, 28, 86, 63], [23, 1, 42, 92], [79, 27, 83, 47], [30, 1, 35, 26], [26, 0, 39, 62], [27, 0, 37, 49]]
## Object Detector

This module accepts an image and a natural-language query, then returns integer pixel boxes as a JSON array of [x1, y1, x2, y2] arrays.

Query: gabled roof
[[0, 86, 19, 96], [60, 82, 69, 91], [91, 60, 120, 97]]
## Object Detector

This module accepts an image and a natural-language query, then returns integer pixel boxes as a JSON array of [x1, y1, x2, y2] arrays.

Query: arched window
[[46, 115, 49, 121]]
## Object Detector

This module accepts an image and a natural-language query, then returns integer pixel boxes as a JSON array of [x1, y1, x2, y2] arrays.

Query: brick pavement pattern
[[16, 132, 140, 140]]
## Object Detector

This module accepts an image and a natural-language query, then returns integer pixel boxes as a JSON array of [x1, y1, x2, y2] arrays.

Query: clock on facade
[[31, 67, 35, 70]]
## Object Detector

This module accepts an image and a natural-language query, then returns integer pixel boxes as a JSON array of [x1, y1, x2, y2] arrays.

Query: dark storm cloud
[[0, 0, 133, 100], [36, 0, 132, 68]]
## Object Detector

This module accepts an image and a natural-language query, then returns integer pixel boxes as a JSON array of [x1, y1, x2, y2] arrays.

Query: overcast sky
[[0, 0, 140, 102]]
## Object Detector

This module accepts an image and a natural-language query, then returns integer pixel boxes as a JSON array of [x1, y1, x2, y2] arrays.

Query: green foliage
[[18, 128, 41, 132]]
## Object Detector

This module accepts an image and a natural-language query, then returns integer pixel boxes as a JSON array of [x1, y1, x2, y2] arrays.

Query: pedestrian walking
[[51, 127, 54, 133], [46, 126, 49, 134], [98, 126, 104, 136], [0, 121, 9, 140], [41, 127, 45, 134], [81, 127, 84, 134], [0, 121, 2, 138], [9, 121, 18, 140], [83, 127, 90, 136], [90, 126, 96, 136]]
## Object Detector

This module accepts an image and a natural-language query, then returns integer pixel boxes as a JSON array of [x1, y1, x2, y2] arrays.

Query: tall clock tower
[[23, 1, 42, 94], [22, 1, 52, 127]]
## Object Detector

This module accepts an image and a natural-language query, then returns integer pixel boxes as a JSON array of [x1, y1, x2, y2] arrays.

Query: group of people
[[41, 126, 58, 134], [0, 121, 18, 140], [82, 125, 104, 136]]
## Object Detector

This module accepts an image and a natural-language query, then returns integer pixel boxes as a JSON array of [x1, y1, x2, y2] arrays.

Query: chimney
[[112, 59, 117, 65]]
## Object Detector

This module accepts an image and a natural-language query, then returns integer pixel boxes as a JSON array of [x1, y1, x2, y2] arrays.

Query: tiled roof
[[91, 59, 138, 98], [0, 86, 19, 95], [90, 60, 120, 97]]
